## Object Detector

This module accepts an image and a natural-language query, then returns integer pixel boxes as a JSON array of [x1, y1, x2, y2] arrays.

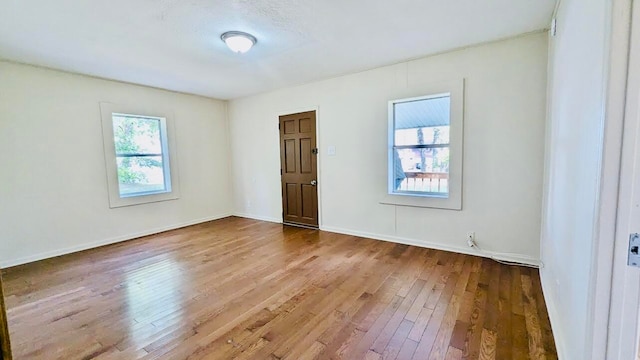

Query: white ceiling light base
[[221, 31, 257, 54]]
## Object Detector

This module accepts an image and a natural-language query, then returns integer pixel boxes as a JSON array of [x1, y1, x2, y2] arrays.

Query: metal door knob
[[310, 180, 317, 186]]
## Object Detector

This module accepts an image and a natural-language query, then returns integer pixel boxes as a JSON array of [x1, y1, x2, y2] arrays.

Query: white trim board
[[606, 0, 640, 356], [540, 273, 568, 360], [0, 213, 232, 269]]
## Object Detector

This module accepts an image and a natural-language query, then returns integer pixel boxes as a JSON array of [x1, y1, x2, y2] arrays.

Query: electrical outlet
[[246, 200, 251, 208], [466, 232, 476, 247]]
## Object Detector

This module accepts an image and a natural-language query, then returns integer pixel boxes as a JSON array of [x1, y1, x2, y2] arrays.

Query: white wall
[[540, 0, 612, 358], [228, 32, 548, 264], [0, 61, 233, 267]]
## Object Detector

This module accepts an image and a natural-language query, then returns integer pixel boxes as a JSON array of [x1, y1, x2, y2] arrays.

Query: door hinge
[[312, 148, 319, 155], [278, 123, 281, 130], [629, 233, 640, 267], [280, 169, 282, 175]]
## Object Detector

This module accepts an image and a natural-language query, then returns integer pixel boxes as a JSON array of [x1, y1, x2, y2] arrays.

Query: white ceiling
[[0, 0, 556, 100]]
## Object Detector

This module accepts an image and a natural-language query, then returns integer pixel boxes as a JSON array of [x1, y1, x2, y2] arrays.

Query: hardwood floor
[[0, 272, 11, 360], [2, 217, 557, 360]]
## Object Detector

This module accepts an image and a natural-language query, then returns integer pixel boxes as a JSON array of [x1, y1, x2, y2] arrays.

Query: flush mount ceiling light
[[220, 31, 257, 54]]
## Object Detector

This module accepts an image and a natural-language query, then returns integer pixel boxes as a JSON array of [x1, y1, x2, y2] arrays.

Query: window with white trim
[[391, 94, 451, 197], [100, 103, 180, 208], [383, 79, 464, 210]]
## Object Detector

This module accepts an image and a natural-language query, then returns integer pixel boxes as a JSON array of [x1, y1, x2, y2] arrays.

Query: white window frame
[[381, 79, 464, 210], [100, 102, 181, 208]]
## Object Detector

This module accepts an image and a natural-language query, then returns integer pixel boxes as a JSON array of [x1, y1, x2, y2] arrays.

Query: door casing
[[606, 0, 640, 357]]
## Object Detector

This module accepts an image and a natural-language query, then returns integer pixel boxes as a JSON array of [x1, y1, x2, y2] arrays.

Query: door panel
[[285, 183, 298, 216], [299, 118, 313, 133], [301, 184, 316, 219], [300, 139, 312, 173], [279, 111, 318, 228], [283, 119, 296, 134], [284, 139, 296, 173]]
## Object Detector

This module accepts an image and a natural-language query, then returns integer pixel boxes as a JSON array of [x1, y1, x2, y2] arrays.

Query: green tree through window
[[112, 115, 166, 196]]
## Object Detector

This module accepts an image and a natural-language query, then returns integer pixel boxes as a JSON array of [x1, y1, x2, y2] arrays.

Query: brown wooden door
[[0, 271, 11, 360], [279, 111, 319, 228]]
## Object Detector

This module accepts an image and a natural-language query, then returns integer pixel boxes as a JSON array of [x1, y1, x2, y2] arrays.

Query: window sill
[[380, 192, 462, 210], [108, 191, 179, 208], [390, 191, 448, 199]]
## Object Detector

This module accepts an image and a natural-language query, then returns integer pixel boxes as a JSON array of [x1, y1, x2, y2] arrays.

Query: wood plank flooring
[[0, 272, 12, 360], [2, 217, 557, 359]]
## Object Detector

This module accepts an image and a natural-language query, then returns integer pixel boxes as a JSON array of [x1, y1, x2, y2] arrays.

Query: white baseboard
[[540, 271, 567, 360], [319, 225, 540, 266], [233, 212, 282, 224], [227, 216, 539, 266], [0, 213, 233, 268]]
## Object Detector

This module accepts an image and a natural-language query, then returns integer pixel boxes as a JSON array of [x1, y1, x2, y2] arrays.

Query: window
[[100, 103, 180, 208], [391, 95, 451, 196], [112, 114, 170, 197], [383, 79, 464, 210]]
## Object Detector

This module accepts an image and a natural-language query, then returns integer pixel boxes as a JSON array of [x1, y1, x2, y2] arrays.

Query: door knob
[[310, 180, 317, 186]]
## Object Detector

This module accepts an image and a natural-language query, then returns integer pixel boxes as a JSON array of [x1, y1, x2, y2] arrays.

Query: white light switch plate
[[327, 145, 336, 156]]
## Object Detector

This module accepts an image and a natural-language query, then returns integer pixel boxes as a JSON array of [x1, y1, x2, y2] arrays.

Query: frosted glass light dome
[[221, 31, 257, 54]]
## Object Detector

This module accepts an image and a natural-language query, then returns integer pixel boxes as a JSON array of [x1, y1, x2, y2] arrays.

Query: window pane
[[112, 115, 162, 155], [394, 96, 450, 146], [395, 126, 450, 146], [393, 147, 449, 194], [116, 156, 166, 196]]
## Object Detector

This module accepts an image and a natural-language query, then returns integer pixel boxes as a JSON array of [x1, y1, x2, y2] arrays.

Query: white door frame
[[606, 0, 640, 358]]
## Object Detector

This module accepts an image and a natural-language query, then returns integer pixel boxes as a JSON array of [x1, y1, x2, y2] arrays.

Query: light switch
[[327, 145, 336, 156]]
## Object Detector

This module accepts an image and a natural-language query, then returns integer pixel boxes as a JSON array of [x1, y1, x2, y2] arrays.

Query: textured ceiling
[[0, 0, 555, 99]]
